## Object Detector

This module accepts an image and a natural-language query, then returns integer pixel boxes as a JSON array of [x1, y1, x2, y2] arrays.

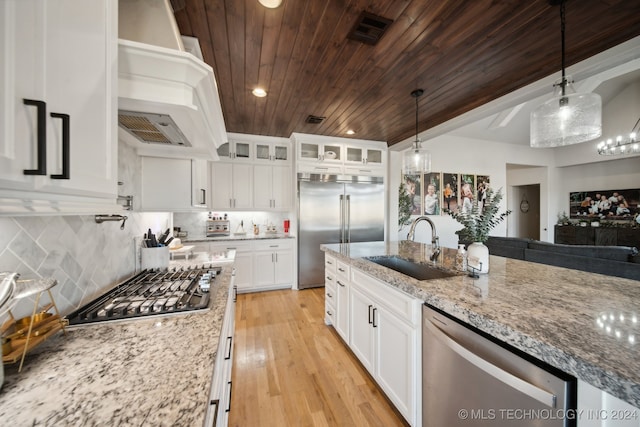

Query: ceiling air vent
[[347, 11, 393, 45], [306, 115, 326, 124], [118, 111, 191, 146]]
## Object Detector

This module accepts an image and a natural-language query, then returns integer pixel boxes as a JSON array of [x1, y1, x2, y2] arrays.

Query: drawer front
[[210, 240, 253, 253], [253, 239, 294, 251], [325, 254, 337, 274], [351, 268, 419, 326], [336, 260, 350, 279]]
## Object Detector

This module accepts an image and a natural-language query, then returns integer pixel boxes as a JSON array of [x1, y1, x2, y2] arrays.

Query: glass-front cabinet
[[216, 140, 252, 161], [345, 146, 383, 166], [255, 141, 290, 163], [299, 142, 343, 163]]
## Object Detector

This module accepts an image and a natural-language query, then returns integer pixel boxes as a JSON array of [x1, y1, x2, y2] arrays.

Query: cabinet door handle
[[372, 307, 378, 328], [326, 276, 333, 281], [49, 112, 70, 179], [224, 336, 233, 360], [337, 280, 345, 287], [326, 292, 332, 298], [275, 253, 278, 262], [326, 310, 333, 316], [209, 399, 219, 427], [225, 380, 233, 412], [338, 267, 345, 273], [233, 285, 237, 302], [23, 99, 47, 175], [200, 188, 206, 205], [368, 304, 373, 325]]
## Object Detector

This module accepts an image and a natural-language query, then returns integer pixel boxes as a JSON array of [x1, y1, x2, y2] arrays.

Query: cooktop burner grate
[[66, 265, 221, 325]]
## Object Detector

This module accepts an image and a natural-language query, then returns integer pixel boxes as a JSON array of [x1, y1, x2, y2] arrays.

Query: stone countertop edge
[[321, 240, 640, 409], [0, 254, 235, 426]]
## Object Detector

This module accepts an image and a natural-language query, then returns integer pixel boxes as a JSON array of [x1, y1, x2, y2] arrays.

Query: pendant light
[[530, 0, 602, 148], [597, 117, 640, 156], [402, 89, 431, 174]]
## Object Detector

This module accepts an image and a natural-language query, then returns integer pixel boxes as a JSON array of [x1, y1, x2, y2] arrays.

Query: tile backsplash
[[0, 212, 171, 320]]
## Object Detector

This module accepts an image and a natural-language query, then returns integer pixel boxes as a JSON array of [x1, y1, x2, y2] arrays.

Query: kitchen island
[[321, 240, 640, 410], [0, 252, 235, 426]]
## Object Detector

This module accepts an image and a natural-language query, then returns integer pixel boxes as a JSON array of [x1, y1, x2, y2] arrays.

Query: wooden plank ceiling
[[172, 0, 640, 147]]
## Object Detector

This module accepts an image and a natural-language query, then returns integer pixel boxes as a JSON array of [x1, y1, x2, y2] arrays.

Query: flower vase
[[467, 242, 489, 274]]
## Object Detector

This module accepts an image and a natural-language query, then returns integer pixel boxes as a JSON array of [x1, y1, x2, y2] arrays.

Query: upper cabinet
[[210, 133, 293, 211], [0, 0, 119, 213], [140, 157, 210, 212], [292, 133, 387, 176]]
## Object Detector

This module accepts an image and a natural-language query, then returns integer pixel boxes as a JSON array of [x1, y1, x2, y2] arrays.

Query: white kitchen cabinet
[[254, 140, 290, 164], [578, 380, 640, 427], [346, 264, 421, 426], [292, 133, 386, 177], [140, 157, 209, 211], [324, 255, 337, 326], [211, 162, 253, 209], [210, 241, 253, 292], [253, 165, 292, 210], [205, 276, 236, 427], [0, 0, 118, 211], [253, 240, 293, 291], [216, 140, 252, 162], [334, 260, 350, 343]]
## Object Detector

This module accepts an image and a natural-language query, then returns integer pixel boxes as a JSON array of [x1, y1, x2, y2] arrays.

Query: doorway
[[511, 184, 540, 240]]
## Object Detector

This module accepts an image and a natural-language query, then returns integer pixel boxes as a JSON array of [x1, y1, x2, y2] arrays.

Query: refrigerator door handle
[[339, 194, 345, 243], [346, 194, 351, 243]]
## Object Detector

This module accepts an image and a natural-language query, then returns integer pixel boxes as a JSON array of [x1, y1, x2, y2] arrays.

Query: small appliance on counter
[[206, 218, 230, 237]]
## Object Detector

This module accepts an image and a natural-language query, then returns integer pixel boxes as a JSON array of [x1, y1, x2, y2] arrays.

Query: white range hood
[[118, 0, 225, 160]]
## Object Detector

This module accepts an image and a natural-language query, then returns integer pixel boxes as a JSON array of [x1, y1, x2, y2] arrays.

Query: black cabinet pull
[[368, 304, 373, 324], [50, 112, 70, 179], [200, 188, 206, 205], [209, 399, 219, 427], [224, 336, 233, 360], [225, 380, 233, 412], [23, 99, 47, 175], [372, 307, 378, 328], [233, 285, 237, 302]]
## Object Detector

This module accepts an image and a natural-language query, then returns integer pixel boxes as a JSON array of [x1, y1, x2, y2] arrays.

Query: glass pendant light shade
[[402, 88, 431, 174], [530, 77, 602, 147], [402, 141, 431, 175]]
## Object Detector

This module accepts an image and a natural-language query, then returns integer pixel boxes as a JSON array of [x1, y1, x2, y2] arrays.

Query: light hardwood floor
[[229, 288, 408, 427]]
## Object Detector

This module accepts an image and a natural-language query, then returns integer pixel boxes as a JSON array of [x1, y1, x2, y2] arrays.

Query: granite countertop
[[321, 240, 640, 409], [186, 234, 295, 243], [0, 252, 235, 426]]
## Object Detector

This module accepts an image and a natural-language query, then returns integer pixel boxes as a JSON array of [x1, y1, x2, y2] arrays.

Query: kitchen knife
[[158, 228, 171, 245], [164, 236, 174, 246], [150, 233, 158, 247]]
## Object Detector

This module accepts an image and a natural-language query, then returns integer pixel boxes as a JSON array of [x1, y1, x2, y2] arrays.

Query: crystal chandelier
[[597, 117, 640, 156], [402, 89, 431, 174], [530, 0, 602, 148]]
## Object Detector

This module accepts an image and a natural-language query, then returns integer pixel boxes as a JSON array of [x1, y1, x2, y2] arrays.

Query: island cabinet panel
[[326, 254, 421, 427], [578, 380, 640, 427]]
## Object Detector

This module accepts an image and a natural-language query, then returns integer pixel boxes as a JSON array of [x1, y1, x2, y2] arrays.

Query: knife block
[[141, 246, 170, 270]]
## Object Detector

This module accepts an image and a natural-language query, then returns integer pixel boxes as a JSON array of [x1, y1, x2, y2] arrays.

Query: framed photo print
[[423, 172, 441, 215]]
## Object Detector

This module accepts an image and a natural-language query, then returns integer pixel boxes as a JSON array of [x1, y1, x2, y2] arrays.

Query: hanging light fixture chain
[[560, 0, 566, 96]]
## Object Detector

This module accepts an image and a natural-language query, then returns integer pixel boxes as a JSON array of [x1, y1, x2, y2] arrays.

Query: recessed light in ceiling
[[258, 0, 282, 8], [252, 88, 267, 97], [346, 130, 355, 135]]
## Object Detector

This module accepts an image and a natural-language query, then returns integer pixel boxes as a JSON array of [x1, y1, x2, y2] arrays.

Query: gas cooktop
[[66, 265, 221, 326]]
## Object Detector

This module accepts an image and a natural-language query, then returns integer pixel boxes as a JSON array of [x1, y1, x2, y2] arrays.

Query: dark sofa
[[485, 236, 640, 281]]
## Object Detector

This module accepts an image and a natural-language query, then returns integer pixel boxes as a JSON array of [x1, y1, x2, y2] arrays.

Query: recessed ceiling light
[[346, 130, 355, 135], [252, 88, 267, 97], [258, 0, 282, 8]]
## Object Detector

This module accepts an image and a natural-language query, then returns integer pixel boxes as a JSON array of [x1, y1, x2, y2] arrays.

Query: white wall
[[391, 135, 555, 248]]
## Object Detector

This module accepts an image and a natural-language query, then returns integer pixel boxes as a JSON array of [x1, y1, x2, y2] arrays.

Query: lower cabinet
[[578, 380, 640, 427], [205, 277, 237, 427], [205, 239, 294, 293], [325, 252, 421, 427], [210, 241, 253, 292], [252, 239, 294, 291]]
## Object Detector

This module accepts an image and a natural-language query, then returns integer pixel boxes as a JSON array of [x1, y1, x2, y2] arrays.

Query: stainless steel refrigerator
[[298, 173, 384, 289]]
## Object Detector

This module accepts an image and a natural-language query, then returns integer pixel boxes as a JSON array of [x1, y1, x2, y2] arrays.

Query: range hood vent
[[118, 111, 191, 146]]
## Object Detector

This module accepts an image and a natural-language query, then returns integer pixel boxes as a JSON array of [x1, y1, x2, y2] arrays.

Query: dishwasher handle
[[425, 317, 557, 408]]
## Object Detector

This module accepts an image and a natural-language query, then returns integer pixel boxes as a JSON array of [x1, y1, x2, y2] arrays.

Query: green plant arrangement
[[445, 187, 511, 243], [398, 183, 413, 229]]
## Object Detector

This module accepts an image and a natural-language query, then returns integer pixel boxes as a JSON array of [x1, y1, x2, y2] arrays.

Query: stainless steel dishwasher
[[422, 304, 577, 426]]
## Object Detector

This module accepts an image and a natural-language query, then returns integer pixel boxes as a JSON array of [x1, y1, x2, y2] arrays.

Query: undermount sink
[[365, 256, 459, 281]]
